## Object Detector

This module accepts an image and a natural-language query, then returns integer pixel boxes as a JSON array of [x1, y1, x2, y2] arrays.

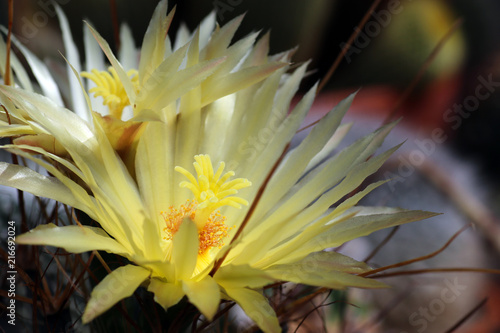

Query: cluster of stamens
[[161, 200, 232, 255], [161, 155, 251, 256], [81, 67, 139, 118]]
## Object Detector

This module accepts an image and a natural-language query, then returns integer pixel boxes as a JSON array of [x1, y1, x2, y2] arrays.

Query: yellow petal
[[182, 275, 220, 320], [214, 264, 274, 289], [201, 62, 288, 107], [138, 0, 174, 85], [172, 218, 199, 280], [16, 224, 129, 256], [265, 252, 387, 290], [86, 23, 136, 104], [82, 265, 149, 323], [136, 121, 175, 221], [266, 266, 387, 290], [147, 279, 184, 310], [0, 162, 90, 214], [224, 288, 281, 333], [13, 134, 67, 156], [273, 209, 439, 265]]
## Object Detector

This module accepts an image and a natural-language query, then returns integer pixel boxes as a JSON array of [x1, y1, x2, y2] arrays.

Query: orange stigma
[[161, 200, 231, 255]]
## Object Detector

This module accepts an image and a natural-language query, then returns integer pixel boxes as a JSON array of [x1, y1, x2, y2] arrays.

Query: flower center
[[81, 67, 139, 118], [161, 155, 251, 255], [161, 200, 231, 255]]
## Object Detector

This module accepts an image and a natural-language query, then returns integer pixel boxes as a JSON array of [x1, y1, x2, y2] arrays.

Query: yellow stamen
[[175, 154, 252, 213], [81, 67, 139, 118], [161, 200, 196, 240], [161, 155, 250, 256], [161, 200, 232, 255]]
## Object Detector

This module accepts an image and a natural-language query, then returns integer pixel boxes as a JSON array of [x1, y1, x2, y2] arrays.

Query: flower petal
[[82, 265, 150, 323], [1, 29, 64, 106], [172, 219, 199, 280], [182, 275, 220, 320], [224, 288, 281, 333], [136, 57, 226, 112], [148, 279, 184, 310], [214, 264, 274, 289], [255, 92, 356, 222], [17, 224, 129, 256], [266, 265, 387, 290], [118, 24, 138, 71], [0, 32, 32, 91], [277, 209, 439, 264], [0, 162, 89, 213], [136, 121, 175, 219], [265, 251, 383, 288], [86, 23, 136, 104], [83, 20, 108, 116], [138, 0, 173, 85], [55, 4, 87, 118]]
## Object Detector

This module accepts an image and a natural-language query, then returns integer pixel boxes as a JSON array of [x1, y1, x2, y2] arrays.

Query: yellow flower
[[0, 0, 283, 164], [0, 1, 437, 332]]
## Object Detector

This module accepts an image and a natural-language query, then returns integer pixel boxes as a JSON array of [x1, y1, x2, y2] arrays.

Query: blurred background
[[2, 0, 500, 332]]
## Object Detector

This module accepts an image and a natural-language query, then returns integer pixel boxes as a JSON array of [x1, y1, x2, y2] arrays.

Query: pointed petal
[[224, 288, 281, 333], [0, 85, 97, 153], [17, 224, 129, 256], [256, 92, 355, 221], [0, 162, 88, 212], [198, 12, 216, 50], [86, 23, 136, 103], [304, 122, 353, 173], [83, 21, 108, 116], [266, 265, 387, 290], [0, 34, 32, 91], [82, 265, 150, 323], [118, 24, 138, 70], [214, 264, 274, 289], [182, 275, 220, 320], [55, 5, 87, 117], [138, 0, 174, 85], [2, 28, 64, 106], [281, 209, 439, 264], [201, 62, 287, 107], [201, 14, 244, 60], [148, 279, 184, 310], [136, 57, 226, 112], [322, 209, 440, 247]]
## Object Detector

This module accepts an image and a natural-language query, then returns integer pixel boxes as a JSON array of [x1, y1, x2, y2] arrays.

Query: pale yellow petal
[[55, 4, 87, 117], [214, 264, 274, 289], [172, 219, 199, 280], [148, 279, 184, 310], [0, 162, 90, 213], [136, 57, 226, 112], [272, 210, 439, 265], [136, 121, 175, 233], [182, 275, 220, 320], [82, 265, 150, 323], [224, 288, 281, 333], [201, 14, 244, 60], [304, 122, 353, 174], [138, 0, 174, 85], [254, 92, 355, 222], [201, 62, 288, 107], [266, 266, 387, 290], [86, 23, 136, 104], [17, 224, 129, 256]]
